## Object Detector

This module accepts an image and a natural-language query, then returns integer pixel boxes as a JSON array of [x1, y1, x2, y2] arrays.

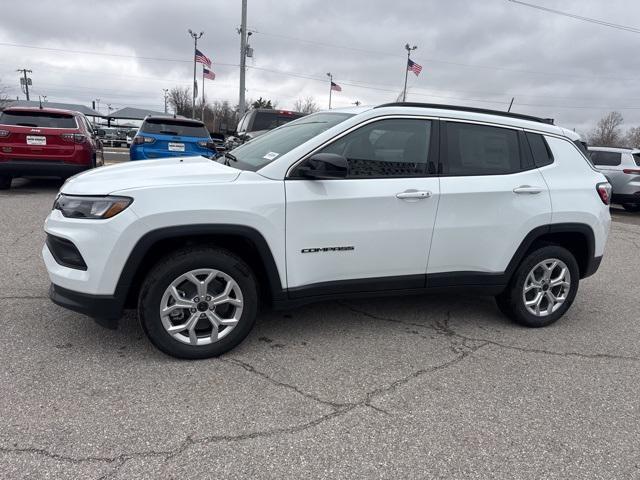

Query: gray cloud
[[0, 0, 638, 133]]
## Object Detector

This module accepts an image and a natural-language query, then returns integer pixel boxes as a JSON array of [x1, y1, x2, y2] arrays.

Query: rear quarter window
[[589, 151, 622, 167], [633, 153, 640, 167], [0, 111, 77, 128], [526, 132, 554, 167]]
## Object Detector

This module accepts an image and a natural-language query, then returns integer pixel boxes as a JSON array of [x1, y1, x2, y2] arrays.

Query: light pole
[[402, 43, 417, 102], [188, 29, 203, 119], [162, 89, 169, 114], [327, 72, 333, 109]]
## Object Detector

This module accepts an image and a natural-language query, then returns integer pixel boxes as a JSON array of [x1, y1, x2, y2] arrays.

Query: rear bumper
[[49, 283, 123, 329], [0, 160, 90, 177]]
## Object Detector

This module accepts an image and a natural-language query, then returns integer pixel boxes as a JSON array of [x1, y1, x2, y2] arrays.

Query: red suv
[[0, 107, 103, 189]]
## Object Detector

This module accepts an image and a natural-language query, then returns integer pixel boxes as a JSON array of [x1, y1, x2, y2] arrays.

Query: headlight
[[53, 194, 132, 219]]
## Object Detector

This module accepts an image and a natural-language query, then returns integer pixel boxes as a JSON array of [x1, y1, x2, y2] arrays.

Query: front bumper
[[0, 160, 89, 177], [49, 283, 123, 329]]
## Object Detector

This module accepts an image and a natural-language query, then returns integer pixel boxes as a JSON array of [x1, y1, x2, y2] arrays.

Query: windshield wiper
[[222, 152, 237, 166], [16, 123, 38, 127]]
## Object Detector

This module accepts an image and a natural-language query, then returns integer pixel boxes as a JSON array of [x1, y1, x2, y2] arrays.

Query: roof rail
[[374, 102, 555, 125]]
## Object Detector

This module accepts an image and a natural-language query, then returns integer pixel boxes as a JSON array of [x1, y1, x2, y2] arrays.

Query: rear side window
[[141, 119, 208, 137], [444, 122, 525, 176], [0, 111, 77, 128], [589, 151, 622, 166], [526, 132, 554, 167]]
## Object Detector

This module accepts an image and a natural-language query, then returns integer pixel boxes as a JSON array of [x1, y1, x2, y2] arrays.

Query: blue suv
[[130, 116, 217, 161]]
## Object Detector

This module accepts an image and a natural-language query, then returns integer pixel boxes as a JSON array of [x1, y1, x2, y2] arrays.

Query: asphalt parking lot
[[1, 176, 639, 479]]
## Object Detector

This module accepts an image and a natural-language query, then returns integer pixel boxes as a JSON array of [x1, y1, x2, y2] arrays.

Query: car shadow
[[3, 177, 65, 194]]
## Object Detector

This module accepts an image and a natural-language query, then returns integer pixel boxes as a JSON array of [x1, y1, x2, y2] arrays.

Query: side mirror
[[295, 153, 349, 179]]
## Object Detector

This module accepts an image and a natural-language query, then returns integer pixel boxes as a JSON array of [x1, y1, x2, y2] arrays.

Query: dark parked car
[[0, 107, 103, 189], [226, 109, 306, 149]]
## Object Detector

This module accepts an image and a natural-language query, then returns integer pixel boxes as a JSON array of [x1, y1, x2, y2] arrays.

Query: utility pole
[[188, 29, 203, 119], [17, 68, 32, 101], [238, 0, 248, 119], [327, 72, 333, 109], [162, 89, 169, 114], [402, 44, 417, 102]]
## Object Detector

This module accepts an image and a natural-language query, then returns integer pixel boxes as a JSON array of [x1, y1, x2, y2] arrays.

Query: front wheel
[[495, 245, 579, 328], [138, 247, 258, 359]]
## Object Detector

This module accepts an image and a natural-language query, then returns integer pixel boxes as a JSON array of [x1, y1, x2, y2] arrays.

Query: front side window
[[316, 118, 432, 178], [589, 151, 622, 167], [444, 122, 524, 176]]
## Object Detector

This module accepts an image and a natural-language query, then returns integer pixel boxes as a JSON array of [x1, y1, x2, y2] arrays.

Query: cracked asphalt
[[1, 177, 639, 479]]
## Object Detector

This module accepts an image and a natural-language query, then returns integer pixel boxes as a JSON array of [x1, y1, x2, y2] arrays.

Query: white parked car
[[588, 146, 640, 212], [43, 103, 611, 358]]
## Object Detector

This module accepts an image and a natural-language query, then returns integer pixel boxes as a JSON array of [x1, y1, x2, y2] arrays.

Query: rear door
[[0, 110, 78, 160], [427, 120, 552, 280], [285, 117, 440, 294]]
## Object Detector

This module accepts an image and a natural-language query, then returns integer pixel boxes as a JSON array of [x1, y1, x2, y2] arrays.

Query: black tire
[[0, 175, 12, 190], [495, 245, 579, 328], [138, 246, 258, 359], [622, 203, 640, 212]]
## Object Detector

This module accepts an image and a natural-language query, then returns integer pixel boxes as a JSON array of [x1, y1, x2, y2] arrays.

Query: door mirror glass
[[296, 153, 349, 179]]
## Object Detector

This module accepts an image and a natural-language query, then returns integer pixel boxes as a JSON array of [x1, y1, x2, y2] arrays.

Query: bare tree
[[167, 86, 192, 118], [589, 111, 624, 147], [294, 96, 320, 114], [625, 126, 640, 149], [0, 80, 9, 111]]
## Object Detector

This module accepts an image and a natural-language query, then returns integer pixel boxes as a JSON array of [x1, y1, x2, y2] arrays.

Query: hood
[[62, 156, 241, 195]]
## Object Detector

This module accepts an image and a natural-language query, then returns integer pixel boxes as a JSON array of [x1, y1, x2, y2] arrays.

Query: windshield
[[228, 112, 354, 171], [141, 118, 209, 137]]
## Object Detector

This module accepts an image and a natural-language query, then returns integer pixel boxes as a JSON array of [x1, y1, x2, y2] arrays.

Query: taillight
[[60, 133, 86, 144], [0, 129, 9, 138], [622, 169, 640, 175], [596, 182, 612, 205], [133, 136, 154, 145]]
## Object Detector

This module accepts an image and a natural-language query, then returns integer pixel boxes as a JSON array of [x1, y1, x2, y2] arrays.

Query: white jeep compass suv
[[43, 103, 612, 359]]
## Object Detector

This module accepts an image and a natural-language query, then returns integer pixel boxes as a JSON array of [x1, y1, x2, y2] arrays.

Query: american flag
[[195, 49, 212, 67], [408, 58, 423, 76], [203, 67, 216, 80], [331, 81, 342, 92]]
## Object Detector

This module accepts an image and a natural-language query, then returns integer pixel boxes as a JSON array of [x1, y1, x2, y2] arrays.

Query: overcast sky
[[1, 0, 639, 134]]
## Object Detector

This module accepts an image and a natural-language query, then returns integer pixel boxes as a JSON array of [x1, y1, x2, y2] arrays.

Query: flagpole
[[202, 66, 205, 121], [402, 43, 417, 102], [188, 29, 203, 119], [326, 72, 333, 109]]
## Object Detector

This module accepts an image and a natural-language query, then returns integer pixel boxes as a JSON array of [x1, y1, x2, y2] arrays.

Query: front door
[[284, 117, 440, 295]]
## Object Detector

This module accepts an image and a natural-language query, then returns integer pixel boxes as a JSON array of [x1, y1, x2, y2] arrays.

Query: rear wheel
[[0, 175, 12, 190], [495, 245, 579, 328], [138, 246, 258, 359], [622, 203, 640, 212]]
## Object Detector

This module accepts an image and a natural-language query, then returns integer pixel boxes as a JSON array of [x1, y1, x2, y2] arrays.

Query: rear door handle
[[396, 190, 432, 199], [513, 185, 543, 195]]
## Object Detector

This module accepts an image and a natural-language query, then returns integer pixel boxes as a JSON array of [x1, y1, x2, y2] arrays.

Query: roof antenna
[[38, 96, 43, 109], [507, 97, 514, 112]]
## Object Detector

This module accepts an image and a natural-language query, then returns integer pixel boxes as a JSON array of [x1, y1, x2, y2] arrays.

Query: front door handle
[[396, 190, 432, 200], [513, 185, 543, 195]]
